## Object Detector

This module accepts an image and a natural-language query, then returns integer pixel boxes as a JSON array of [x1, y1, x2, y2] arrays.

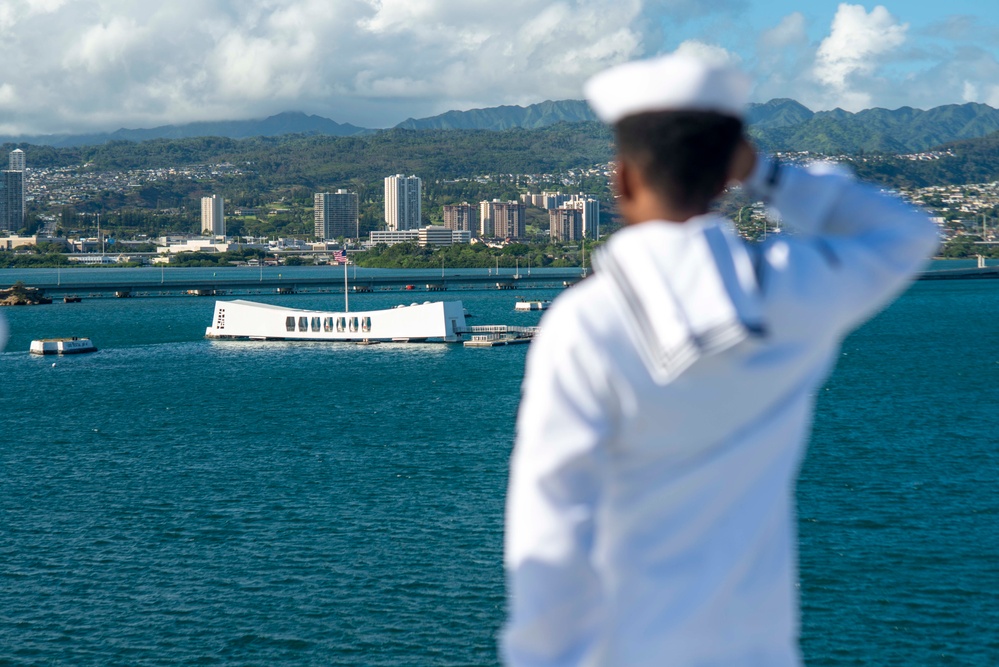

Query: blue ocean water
[[1, 276, 998, 665]]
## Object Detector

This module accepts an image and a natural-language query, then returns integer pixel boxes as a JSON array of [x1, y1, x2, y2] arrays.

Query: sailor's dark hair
[[614, 110, 744, 212]]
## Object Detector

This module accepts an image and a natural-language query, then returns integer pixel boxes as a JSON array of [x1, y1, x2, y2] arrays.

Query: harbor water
[[1, 271, 998, 665]]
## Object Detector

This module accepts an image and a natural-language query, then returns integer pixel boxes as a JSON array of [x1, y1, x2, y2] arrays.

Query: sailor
[[503, 54, 939, 666]]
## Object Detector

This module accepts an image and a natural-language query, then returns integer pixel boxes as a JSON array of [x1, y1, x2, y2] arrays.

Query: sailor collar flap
[[593, 217, 765, 385]]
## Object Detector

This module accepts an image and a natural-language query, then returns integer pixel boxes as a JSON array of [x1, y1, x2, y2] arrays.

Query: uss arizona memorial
[[206, 298, 469, 343]]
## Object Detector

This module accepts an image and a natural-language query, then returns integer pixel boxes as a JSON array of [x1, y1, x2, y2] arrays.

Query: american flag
[[333, 249, 348, 264]]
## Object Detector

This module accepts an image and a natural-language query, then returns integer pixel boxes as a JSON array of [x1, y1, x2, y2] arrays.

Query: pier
[[460, 325, 540, 348]]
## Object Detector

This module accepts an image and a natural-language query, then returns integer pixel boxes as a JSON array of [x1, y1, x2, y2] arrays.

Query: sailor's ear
[[727, 137, 757, 184], [614, 156, 635, 203]]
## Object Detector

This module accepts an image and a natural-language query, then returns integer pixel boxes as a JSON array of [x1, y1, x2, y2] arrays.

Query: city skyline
[[1, 3, 999, 136]]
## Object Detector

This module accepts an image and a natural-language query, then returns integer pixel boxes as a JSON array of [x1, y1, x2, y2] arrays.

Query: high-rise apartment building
[[9, 149, 25, 172], [1, 149, 26, 232], [0, 170, 24, 232], [479, 200, 526, 239], [442, 203, 478, 235], [550, 207, 582, 242], [567, 194, 600, 239], [315, 190, 360, 240], [384, 174, 422, 231], [201, 194, 225, 237]]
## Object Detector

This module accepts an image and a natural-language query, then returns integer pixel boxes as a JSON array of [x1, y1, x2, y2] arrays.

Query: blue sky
[[1, 1, 999, 135]]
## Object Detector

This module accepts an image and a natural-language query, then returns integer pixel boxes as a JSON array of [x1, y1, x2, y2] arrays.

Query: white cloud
[[0, 0, 653, 134], [813, 4, 908, 110], [672, 40, 740, 66], [0, 83, 16, 109], [963, 81, 979, 103], [1, 0, 998, 135], [760, 12, 807, 50]]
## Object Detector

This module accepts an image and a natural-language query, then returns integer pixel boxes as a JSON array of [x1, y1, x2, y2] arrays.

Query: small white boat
[[515, 300, 551, 311], [30, 337, 97, 355]]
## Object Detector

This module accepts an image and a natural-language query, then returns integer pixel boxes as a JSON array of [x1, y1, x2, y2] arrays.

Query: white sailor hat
[[584, 53, 750, 124]]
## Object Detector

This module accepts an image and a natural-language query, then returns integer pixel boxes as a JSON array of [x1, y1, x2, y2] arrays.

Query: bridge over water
[[14, 267, 588, 298], [5, 263, 996, 300]]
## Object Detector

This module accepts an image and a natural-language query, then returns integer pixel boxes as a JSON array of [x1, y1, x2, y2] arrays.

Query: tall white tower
[[384, 174, 422, 231], [9, 149, 25, 172], [201, 195, 225, 237]]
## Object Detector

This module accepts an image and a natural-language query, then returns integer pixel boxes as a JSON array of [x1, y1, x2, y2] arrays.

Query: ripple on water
[[2, 282, 999, 665]]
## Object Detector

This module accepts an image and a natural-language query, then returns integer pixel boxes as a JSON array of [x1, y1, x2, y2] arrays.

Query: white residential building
[[9, 149, 25, 172], [566, 194, 600, 239], [201, 194, 225, 237], [384, 174, 422, 231]]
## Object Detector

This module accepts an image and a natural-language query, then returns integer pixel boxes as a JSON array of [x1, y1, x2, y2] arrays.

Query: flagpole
[[344, 256, 349, 313]]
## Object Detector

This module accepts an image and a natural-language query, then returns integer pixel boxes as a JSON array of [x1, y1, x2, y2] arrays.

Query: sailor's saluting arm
[[735, 143, 941, 336]]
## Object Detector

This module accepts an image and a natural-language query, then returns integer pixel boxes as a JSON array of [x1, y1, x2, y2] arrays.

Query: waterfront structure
[[550, 207, 583, 242], [385, 174, 422, 231], [30, 338, 98, 355], [419, 225, 456, 247], [369, 229, 420, 246], [369, 226, 471, 248], [0, 169, 24, 232], [479, 200, 526, 239], [206, 299, 467, 343], [443, 203, 478, 235], [201, 194, 225, 237], [315, 190, 359, 240], [9, 149, 25, 172], [158, 238, 240, 255]]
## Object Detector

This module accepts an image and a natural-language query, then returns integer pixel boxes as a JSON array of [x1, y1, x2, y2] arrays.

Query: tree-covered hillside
[[851, 131, 999, 188], [3, 123, 614, 184]]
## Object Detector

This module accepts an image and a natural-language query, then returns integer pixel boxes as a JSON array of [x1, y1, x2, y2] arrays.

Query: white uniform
[[503, 160, 939, 667]]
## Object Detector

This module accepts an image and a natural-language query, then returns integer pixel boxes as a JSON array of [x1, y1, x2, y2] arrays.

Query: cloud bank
[[0, 1, 998, 134], [0, 0, 648, 134]]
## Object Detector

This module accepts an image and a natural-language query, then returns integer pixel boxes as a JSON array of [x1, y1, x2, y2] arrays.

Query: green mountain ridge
[[751, 102, 999, 154], [394, 100, 598, 131], [0, 112, 371, 149], [8, 98, 999, 154]]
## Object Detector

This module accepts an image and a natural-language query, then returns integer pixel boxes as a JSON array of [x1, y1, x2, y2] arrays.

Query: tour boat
[[30, 337, 97, 355], [205, 299, 467, 343], [515, 300, 551, 311]]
